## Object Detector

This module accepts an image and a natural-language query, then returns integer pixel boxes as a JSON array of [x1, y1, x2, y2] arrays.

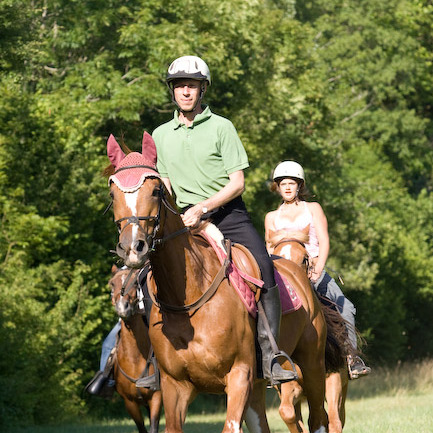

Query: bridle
[[109, 164, 189, 253]]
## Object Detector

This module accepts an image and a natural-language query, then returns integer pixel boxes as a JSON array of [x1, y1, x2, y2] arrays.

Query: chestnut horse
[[110, 265, 162, 433], [105, 132, 329, 433], [270, 231, 349, 433]]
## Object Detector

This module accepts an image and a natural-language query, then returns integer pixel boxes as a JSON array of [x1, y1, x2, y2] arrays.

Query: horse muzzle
[[115, 297, 136, 319], [116, 232, 151, 268]]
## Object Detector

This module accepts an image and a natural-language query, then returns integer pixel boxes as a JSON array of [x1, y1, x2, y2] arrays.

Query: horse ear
[[111, 264, 118, 275], [107, 134, 125, 168], [141, 131, 157, 166]]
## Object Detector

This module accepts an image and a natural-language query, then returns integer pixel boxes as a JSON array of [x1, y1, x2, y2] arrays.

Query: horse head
[[270, 227, 310, 271], [107, 132, 162, 268], [110, 264, 140, 319]]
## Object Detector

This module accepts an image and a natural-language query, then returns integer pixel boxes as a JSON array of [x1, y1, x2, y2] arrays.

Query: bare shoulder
[[307, 201, 325, 216], [265, 209, 277, 226]]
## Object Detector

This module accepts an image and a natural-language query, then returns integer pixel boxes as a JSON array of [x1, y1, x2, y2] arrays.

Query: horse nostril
[[136, 240, 145, 253], [117, 242, 125, 251]]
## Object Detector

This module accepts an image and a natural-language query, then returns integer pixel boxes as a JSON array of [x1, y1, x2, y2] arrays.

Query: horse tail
[[319, 297, 350, 373]]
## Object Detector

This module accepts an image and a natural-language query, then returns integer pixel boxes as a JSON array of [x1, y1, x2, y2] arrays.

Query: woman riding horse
[[265, 160, 371, 380]]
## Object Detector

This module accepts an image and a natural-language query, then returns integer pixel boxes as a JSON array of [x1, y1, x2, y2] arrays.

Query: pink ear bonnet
[[107, 132, 160, 192]]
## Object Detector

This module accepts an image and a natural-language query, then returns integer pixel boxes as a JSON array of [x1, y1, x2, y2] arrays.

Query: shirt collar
[[173, 105, 212, 129]]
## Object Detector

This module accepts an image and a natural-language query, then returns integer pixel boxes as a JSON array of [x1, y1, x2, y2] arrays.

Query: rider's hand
[[181, 205, 202, 228], [309, 266, 323, 283]]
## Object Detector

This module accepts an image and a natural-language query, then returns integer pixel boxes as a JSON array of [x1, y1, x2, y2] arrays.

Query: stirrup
[[135, 372, 160, 390], [135, 355, 160, 391], [348, 355, 371, 380], [268, 351, 298, 387]]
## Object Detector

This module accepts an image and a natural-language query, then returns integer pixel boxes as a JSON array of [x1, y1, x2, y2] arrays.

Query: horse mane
[[102, 135, 134, 177]]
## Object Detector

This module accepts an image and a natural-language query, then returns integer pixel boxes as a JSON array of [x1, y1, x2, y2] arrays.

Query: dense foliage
[[1, 0, 433, 426]]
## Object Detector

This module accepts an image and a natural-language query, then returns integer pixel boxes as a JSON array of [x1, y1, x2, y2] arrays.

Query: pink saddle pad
[[201, 231, 303, 318], [275, 270, 303, 314]]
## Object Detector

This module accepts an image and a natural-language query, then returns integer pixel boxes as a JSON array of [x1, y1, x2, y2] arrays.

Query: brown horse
[[271, 233, 349, 433], [106, 132, 329, 433], [110, 265, 162, 433]]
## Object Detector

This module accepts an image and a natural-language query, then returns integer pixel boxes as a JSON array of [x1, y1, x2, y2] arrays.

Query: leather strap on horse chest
[[147, 240, 232, 314]]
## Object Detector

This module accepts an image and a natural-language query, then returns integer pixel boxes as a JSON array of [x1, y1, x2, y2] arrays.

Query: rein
[[147, 240, 232, 314], [273, 237, 306, 250], [112, 164, 227, 314], [120, 268, 139, 297]]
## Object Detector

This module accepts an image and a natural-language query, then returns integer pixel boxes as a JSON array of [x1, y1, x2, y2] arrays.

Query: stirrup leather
[[135, 356, 160, 390]]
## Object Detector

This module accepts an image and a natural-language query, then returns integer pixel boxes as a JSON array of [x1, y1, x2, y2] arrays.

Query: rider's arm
[[309, 202, 329, 281], [264, 212, 276, 254], [181, 170, 245, 227]]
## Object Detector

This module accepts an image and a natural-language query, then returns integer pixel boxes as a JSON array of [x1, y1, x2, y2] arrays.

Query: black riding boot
[[85, 351, 116, 398], [257, 284, 297, 385]]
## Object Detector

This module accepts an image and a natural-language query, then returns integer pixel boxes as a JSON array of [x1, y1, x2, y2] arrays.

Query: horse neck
[[118, 315, 150, 360], [151, 210, 216, 304]]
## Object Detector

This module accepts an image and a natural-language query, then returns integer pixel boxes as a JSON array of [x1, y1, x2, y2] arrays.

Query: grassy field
[[9, 360, 433, 433]]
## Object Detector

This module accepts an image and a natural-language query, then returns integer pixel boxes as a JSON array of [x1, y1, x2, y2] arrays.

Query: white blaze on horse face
[[313, 427, 327, 433], [124, 191, 139, 216], [124, 191, 141, 261], [280, 244, 292, 260]]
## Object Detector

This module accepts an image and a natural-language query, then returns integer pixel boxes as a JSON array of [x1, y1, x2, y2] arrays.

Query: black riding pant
[[207, 197, 276, 289]]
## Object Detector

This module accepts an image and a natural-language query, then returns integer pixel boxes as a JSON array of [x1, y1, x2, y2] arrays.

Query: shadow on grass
[[8, 419, 227, 433]]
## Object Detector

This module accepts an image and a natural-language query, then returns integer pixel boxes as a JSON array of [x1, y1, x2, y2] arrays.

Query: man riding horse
[[87, 55, 296, 396], [139, 55, 295, 386]]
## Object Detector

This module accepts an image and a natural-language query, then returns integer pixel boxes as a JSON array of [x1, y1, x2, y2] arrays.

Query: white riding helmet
[[273, 161, 305, 182], [166, 55, 211, 86]]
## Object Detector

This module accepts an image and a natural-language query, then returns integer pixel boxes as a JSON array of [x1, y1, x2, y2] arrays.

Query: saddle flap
[[231, 243, 262, 301]]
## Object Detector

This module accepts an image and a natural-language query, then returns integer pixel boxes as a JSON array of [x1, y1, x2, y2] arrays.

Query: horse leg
[[325, 372, 344, 433], [244, 380, 270, 433], [147, 391, 163, 433], [162, 375, 196, 433], [301, 361, 328, 433], [224, 364, 254, 433], [123, 398, 147, 433], [340, 369, 349, 429], [279, 379, 306, 433], [295, 401, 306, 432]]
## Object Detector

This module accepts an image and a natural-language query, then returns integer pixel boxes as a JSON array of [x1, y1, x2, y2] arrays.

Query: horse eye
[[152, 188, 161, 197]]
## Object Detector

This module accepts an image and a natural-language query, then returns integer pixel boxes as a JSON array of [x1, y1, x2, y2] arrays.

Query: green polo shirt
[[152, 106, 249, 208]]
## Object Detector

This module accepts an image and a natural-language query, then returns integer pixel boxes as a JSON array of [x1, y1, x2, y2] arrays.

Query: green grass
[[8, 360, 433, 432]]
